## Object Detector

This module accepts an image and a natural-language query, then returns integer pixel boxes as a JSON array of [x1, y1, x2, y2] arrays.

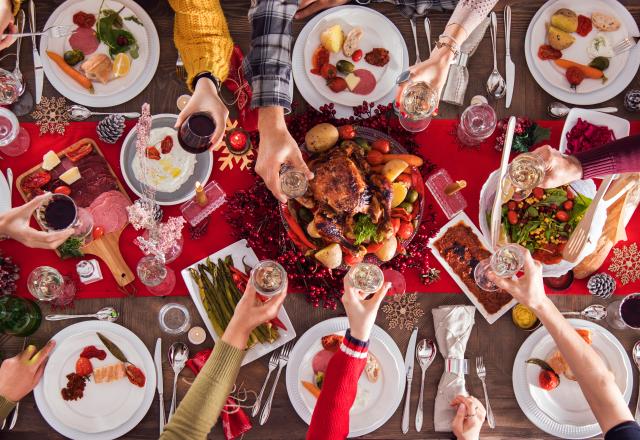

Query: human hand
[[223, 284, 287, 349], [295, 0, 350, 19], [451, 395, 486, 440], [0, 341, 55, 402], [342, 279, 391, 341], [0, 194, 74, 249], [256, 107, 314, 203], [488, 250, 548, 311], [0, 0, 16, 51], [533, 145, 583, 188], [175, 77, 228, 151]]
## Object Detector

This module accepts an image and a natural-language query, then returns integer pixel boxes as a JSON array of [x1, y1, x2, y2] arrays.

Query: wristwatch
[[192, 72, 222, 93]]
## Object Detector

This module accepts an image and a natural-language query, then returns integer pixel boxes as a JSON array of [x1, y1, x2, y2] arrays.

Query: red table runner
[[1, 120, 639, 300]]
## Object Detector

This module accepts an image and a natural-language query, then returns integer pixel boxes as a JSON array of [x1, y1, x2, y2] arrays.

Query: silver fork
[[476, 357, 495, 428], [259, 342, 292, 425], [7, 338, 27, 431], [614, 37, 636, 56], [2, 24, 75, 39], [409, 17, 421, 64], [176, 54, 186, 81], [252, 351, 279, 417]]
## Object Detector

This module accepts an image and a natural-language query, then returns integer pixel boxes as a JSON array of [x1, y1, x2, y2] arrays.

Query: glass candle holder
[[158, 303, 191, 335], [180, 180, 226, 227], [137, 256, 176, 296], [426, 169, 467, 219]]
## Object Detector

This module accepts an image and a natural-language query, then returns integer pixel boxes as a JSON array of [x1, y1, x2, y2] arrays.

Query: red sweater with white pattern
[[306, 329, 369, 440]]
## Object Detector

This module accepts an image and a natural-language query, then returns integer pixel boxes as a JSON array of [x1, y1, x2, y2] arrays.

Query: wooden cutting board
[[16, 138, 135, 287]]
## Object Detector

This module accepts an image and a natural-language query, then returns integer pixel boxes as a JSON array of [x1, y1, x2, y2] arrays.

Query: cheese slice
[[60, 167, 81, 185], [42, 151, 61, 171], [345, 73, 361, 92]]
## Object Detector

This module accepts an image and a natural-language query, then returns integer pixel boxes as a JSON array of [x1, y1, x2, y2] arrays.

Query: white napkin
[[432, 305, 476, 432]]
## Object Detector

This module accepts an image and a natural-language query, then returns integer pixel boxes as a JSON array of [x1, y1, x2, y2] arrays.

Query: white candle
[[188, 326, 206, 345]]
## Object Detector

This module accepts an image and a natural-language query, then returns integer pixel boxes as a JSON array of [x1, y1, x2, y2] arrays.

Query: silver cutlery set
[[255, 342, 292, 425], [486, 7, 514, 107], [154, 338, 189, 435]]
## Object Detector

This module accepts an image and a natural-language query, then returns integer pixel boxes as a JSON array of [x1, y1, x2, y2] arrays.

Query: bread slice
[[592, 12, 621, 32], [342, 27, 363, 57]]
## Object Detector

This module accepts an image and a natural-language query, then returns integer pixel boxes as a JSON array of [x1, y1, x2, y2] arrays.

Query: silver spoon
[[632, 341, 640, 423], [68, 104, 140, 121], [415, 339, 437, 432], [46, 306, 119, 322], [12, 10, 25, 95], [547, 101, 619, 118], [167, 342, 189, 421], [487, 12, 506, 99], [561, 304, 607, 320]]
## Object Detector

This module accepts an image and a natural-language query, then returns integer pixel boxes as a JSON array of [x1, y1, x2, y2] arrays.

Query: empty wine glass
[[0, 68, 22, 105], [0, 107, 30, 156], [395, 81, 438, 133], [137, 255, 176, 296], [27, 266, 76, 306], [456, 103, 497, 146], [474, 244, 527, 291]]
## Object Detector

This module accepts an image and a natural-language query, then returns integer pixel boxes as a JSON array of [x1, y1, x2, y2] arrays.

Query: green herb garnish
[[96, 2, 141, 59], [97, 332, 129, 364], [353, 214, 378, 245], [57, 237, 84, 259]]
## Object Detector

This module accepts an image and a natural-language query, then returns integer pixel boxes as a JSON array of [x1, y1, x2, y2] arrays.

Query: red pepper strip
[[391, 208, 412, 222], [229, 266, 249, 282], [281, 204, 318, 250], [411, 167, 425, 200], [270, 317, 287, 331]]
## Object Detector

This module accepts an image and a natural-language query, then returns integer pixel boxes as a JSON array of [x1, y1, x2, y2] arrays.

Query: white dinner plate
[[513, 319, 632, 439], [41, 0, 160, 107], [180, 239, 296, 366], [286, 317, 404, 437], [525, 0, 640, 105], [293, 5, 408, 118], [302, 8, 403, 107], [558, 108, 630, 154], [120, 114, 213, 206], [34, 321, 156, 440], [0, 170, 10, 214]]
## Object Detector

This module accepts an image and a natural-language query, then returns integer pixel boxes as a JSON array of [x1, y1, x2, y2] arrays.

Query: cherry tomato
[[327, 77, 348, 93], [507, 201, 517, 211], [397, 221, 414, 240], [337, 124, 356, 140], [125, 364, 146, 387], [320, 63, 337, 80], [344, 252, 364, 266], [146, 146, 161, 160], [532, 187, 545, 200], [507, 211, 519, 225], [371, 139, 390, 153], [566, 66, 585, 89], [390, 218, 401, 235], [351, 49, 363, 62], [396, 174, 412, 187], [566, 189, 575, 200], [576, 15, 593, 37], [555, 211, 570, 222], [54, 185, 72, 196], [562, 200, 574, 211], [75, 357, 93, 377], [539, 370, 559, 391], [92, 226, 105, 240], [160, 135, 173, 154], [537, 44, 562, 60]]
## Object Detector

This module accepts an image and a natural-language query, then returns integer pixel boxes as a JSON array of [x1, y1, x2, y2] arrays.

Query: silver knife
[[401, 327, 418, 434], [154, 338, 165, 434], [490, 117, 516, 250], [28, 0, 43, 104], [6, 168, 12, 209], [504, 5, 515, 108]]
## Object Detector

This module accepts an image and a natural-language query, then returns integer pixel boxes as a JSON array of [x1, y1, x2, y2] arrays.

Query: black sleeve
[[605, 421, 640, 440]]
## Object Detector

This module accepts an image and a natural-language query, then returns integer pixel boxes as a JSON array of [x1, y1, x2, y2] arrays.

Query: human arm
[[0, 341, 55, 420], [306, 281, 391, 440], [161, 285, 286, 440], [489, 253, 634, 434], [0, 194, 73, 249]]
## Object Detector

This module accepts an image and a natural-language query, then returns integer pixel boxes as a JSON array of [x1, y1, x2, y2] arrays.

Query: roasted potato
[[305, 123, 339, 153], [315, 243, 342, 269], [375, 235, 397, 262], [382, 159, 409, 182], [550, 8, 578, 33], [548, 26, 575, 50]]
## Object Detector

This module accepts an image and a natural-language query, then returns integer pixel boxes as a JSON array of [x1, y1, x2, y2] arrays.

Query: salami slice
[[88, 191, 130, 233], [69, 27, 99, 56], [352, 69, 377, 95]]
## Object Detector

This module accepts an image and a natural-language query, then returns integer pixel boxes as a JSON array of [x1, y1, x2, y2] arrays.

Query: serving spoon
[[415, 339, 437, 432], [547, 101, 618, 118], [68, 104, 140, 121], [561, 304, 607, 320], [632, 341, 640, 423], [46, 306, 119, 322], [167, 342, 189, 421]]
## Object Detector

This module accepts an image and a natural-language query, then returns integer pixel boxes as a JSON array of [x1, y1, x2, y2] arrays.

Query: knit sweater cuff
[[574, 147, 617, 179], [199, 340, 245, 380], [182, 45, 233, 93], [341, 330, 369, 359], [0, 396, 16, 421]]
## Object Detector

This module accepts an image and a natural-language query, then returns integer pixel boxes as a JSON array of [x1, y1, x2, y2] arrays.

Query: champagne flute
[[474, 244, 527, 291], [505, 153, 545, 202], [395, 81, 438, 133]]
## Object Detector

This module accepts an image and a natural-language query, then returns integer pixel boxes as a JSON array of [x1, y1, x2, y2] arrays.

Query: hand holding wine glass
[[487, 250, 548, 311], [342, 277, 391, 342], [532, 145, 584, 189]]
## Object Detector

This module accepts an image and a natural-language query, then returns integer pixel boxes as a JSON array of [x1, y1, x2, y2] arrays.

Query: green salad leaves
[[96, 2, 142, 59]]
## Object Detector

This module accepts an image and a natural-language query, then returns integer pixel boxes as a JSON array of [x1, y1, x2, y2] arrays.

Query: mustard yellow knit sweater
[[168, 0, 234, 90]]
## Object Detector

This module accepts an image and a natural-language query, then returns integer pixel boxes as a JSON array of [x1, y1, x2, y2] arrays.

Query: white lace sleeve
[[448, 0, 498, 36]]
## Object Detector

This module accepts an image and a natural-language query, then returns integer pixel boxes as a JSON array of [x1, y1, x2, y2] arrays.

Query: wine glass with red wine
[[37, 194, 78, 232], [178, 112, 216, 154], [607, 293, 640, 330]]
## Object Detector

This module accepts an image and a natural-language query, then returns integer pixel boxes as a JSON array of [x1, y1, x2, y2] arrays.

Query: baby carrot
[[381, 154, 424, 167], [301, 381, 321, 399], [554, 59, 604, 79], [46, 51, 94, 93]]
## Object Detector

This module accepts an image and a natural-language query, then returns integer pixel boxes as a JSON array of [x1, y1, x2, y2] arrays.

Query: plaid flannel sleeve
[[381, 0, 459, 18], [243, 0, 298, 112]]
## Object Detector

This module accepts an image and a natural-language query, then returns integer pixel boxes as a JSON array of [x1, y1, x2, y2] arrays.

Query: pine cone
[[624, 89, 640, 113], [97, 114, 126, 144], [587, 273, 616, 299]]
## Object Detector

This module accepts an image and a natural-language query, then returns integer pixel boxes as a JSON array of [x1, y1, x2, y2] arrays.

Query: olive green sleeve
[[0, 396, 16, 421]]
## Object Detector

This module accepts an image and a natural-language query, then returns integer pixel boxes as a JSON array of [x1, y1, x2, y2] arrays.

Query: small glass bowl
[[158, 303, 191, 335]]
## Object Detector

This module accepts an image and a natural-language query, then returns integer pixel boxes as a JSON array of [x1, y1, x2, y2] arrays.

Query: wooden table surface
[[2, 1, 640, 439]]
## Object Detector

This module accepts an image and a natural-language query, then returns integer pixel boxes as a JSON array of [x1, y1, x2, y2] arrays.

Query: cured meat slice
[[312, 349, 335, 374], [352, 69, 376, 95], [69, 27, 99, 56], [94, 362, 126, 384], [88, 191, 130, 233]]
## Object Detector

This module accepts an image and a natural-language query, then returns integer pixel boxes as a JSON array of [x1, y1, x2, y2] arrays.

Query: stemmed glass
[[250, 260, 287, 299], [503, 153, 546, 202], [395, 81, 438, 133], [0, 107, 30, 157], [279, 166, 308, 199], [456, 103, 497, 146], [606, 293, 640, 330], [474, 244, 527, 292], [36, 194, 78, 231], [137, 255, 177, 296], [0, 68, 22, 105], [27, 266, 76, 306], [347, 263, 385, 294], [177, 112, 215, 154]]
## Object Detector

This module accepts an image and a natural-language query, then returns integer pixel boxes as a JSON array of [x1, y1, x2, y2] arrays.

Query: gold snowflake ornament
[[608, 242, 640, 285], [381, 293, 425, 331], [31, 96, 70, 136], [211, 119, 254, 172]]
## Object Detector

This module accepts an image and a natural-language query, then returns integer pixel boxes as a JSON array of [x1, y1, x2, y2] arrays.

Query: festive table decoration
[[494, 116, 550, 152], [608, 242, 640, 285], [0, 252, 19, 296], [624, 89, 640, 112], [97, 114, 126, 144], [30, 96, 70, 135], [212, 119, 254, 172], [587, 273, 616, 299], [381, 292, 425, 331]]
